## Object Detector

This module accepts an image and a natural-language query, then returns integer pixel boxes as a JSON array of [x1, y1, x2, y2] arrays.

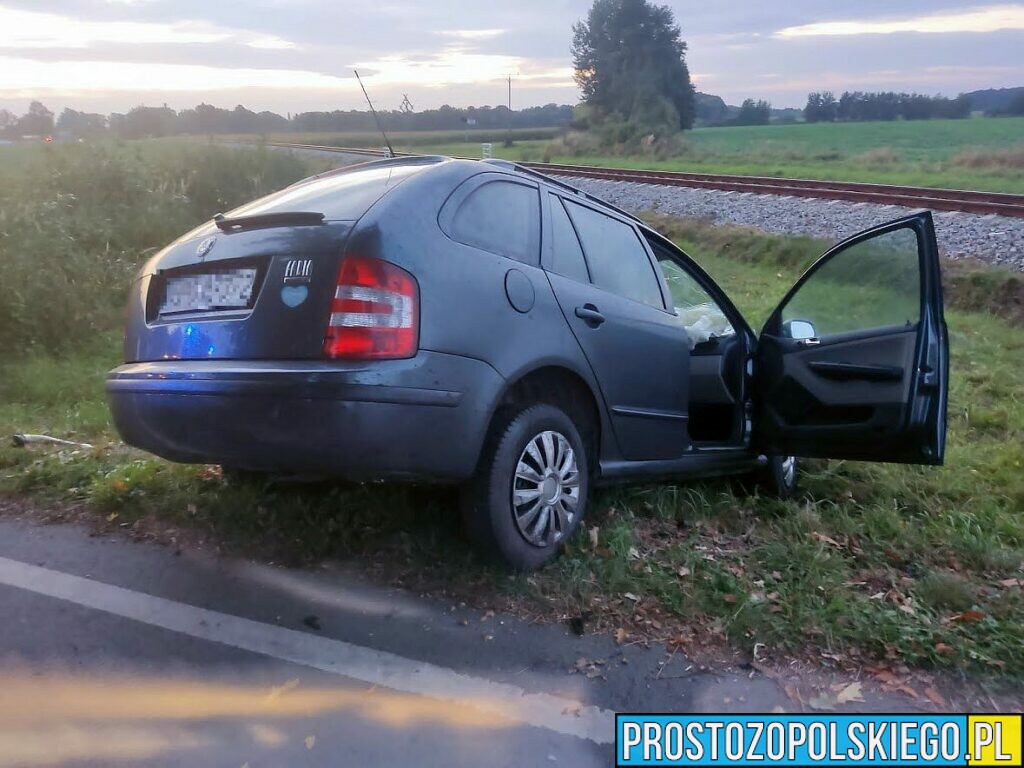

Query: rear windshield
[[225, 163, 428, 221]]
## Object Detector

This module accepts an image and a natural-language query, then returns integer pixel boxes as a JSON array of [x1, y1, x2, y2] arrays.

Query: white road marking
[[0, 556, 614, 744]]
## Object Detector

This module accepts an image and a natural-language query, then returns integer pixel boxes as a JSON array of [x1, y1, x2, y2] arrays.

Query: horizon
[[1, 1, 1023, 116]]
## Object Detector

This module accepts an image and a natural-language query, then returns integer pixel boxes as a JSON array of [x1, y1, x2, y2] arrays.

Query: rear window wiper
[[213, 211, 325, 232]]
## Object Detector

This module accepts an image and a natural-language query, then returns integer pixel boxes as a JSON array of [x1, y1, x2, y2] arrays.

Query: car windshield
[[225, 163, 428, 221]]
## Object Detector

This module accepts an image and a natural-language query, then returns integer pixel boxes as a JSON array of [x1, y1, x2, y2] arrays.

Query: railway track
[[268, 142, 1024, 219]]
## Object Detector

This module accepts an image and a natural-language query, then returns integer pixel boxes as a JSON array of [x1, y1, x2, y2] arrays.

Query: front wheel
[[462, 403, 589, 571], [759, 454, 799, 499]]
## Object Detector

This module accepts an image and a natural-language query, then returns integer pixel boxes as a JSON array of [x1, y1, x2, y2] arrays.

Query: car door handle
[[575, 305, 605, 327], [796, 337, 821, 347]]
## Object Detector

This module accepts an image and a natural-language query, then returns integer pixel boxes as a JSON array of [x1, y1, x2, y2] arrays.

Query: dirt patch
[[942, 258, 1024, 326], [951, 145, 1024, 170]]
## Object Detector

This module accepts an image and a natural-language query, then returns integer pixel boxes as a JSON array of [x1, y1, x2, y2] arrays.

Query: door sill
[[597, 448, 757, 485]]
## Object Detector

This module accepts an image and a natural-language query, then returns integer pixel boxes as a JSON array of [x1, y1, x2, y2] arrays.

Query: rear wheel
[[462, 403, 589, 571]]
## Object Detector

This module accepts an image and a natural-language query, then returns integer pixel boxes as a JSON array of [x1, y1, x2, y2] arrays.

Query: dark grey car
[[107, 156, 948, 569]]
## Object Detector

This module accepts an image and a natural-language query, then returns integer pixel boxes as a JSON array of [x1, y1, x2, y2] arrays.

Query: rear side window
[[564, 201, 664, 309], [447, 180, 540, 263], [226, 163, 427, 221], [548, 195, 590, 283]]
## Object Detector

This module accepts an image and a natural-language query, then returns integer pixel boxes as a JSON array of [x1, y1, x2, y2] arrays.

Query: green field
[[369, 117, 1024, 193], [2, 142, 1023, 679]]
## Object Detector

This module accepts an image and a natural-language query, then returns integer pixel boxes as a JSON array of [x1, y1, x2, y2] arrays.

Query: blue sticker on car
[[281, 284, 308, 308]]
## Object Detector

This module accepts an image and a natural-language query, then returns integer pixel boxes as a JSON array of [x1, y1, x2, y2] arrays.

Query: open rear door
[[757, 212, 948, 465]]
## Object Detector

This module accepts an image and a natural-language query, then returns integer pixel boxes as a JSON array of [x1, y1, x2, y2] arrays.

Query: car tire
[[462, 403, 589, 571], [759, 455, 799, 500]]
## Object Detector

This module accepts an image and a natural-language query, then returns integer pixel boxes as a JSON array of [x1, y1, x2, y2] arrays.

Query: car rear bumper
[[106, 352, 504, 481]]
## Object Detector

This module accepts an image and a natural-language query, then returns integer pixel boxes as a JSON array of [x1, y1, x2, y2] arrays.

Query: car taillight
[[323, 255, 418, 360]]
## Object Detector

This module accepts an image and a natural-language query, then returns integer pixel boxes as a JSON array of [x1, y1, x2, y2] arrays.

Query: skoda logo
[[196, 236, 217, 259]]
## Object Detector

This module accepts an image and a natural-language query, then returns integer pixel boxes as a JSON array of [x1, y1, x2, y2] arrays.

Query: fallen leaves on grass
[[811, 531, 843, 549], [950, 610, 986, 623]]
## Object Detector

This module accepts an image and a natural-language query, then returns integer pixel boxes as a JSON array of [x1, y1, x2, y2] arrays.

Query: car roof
[[292, 154, 645, 228]]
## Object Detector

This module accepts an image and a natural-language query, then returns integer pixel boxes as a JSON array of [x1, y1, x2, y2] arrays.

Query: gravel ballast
[[555, 176, 1024, 272]]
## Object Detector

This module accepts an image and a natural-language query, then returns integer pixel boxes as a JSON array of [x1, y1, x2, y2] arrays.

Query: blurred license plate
[[161, 268, 257, 315]]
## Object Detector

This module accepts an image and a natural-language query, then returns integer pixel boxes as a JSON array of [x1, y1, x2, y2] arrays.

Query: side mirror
[[784, 319, 817, 340]]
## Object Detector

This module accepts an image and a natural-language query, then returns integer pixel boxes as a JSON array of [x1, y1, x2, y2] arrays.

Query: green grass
[[2, 143, 1023, 675], [383, 117, 1024, 193]]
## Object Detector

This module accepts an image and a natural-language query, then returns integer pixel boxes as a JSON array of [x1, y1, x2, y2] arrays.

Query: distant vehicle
[[107, 157, 949, 570]]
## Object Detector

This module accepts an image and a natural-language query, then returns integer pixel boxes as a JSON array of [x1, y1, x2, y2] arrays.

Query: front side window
[[781, 227, 921, 339], [448, 180, 540, 264], [564, 201, 663, 309], [650, 240, 735, 348]]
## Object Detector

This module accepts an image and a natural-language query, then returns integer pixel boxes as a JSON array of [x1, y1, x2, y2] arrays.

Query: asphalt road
[[0, 517, 918, 767]]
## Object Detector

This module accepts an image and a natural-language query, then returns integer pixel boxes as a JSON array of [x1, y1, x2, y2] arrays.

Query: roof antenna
[[354, 69, 394, 158]]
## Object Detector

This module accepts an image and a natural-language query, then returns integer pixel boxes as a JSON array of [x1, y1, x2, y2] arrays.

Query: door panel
[[757, 212, 948, 465], [547, 272, 690, 461], [543, 195, 690, 461]]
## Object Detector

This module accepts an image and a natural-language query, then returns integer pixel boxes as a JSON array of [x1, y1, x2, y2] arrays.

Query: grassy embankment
[[1, 141, 1022, 676]]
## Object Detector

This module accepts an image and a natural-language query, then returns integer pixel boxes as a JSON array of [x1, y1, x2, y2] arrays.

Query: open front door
[[757, 212, 948, 465]]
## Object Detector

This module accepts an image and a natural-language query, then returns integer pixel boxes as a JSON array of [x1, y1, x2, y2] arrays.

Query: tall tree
[[572, 0, 695, 131], [56, 108, 108, 138], [16, 101, 54, 136], [0, 108, 16, 138], [735, 99, 772, 126]]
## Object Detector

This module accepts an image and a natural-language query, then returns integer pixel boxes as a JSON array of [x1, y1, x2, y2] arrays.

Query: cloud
[[247, 35, 298, 50], [0, 56, 353, 96], [439, 29, 505, 40], [351, 46, 533, 87], [0, 0, 1021, 114], [0, 4, 298, 51], [744, 65, 1022, 94], [776, 3, 1024, 38]]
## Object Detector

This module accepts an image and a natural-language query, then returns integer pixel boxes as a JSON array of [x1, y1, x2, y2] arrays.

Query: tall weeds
[[0, 141, 309, 356]]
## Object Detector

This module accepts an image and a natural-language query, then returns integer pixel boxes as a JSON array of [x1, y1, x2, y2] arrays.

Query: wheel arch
[[484, 363, 607, 476]]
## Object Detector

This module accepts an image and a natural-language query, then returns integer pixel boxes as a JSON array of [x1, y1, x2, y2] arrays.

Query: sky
[[1, 1, 1023, 115]]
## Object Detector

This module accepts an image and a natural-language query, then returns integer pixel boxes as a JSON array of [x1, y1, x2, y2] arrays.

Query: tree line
[[803, 91, 972, 123], [0, 101, 575, 140]]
